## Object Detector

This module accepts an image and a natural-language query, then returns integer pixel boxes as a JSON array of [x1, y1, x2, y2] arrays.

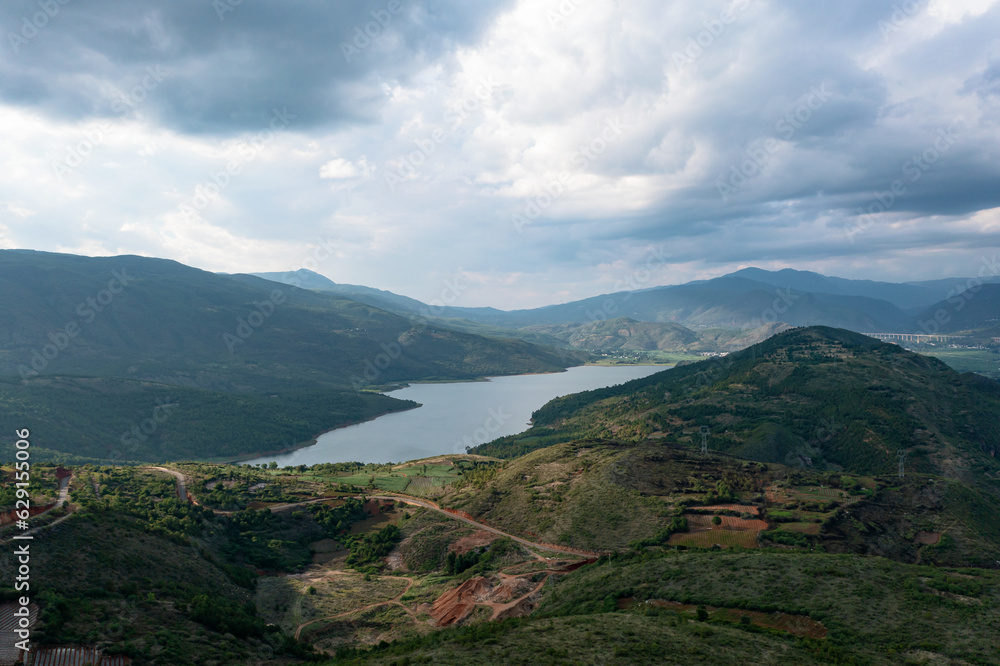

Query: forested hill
[[473, 327, 1000, 489], [0, 250, 583, 392]]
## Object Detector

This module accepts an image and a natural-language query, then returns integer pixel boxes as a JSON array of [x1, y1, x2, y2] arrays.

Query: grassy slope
[[328, 550, 1000, 665], [539, 551, 1000, 664], [448, 441, 764, 551], [441, 438, 1000, 566], [331, 613, 831, 665]]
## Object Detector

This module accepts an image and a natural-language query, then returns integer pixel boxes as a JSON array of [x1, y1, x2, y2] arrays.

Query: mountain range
[[256, 266, 1000, 349]]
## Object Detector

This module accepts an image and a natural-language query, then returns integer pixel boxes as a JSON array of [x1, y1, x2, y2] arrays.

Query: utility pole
[[897, 450, 907, 478], [700, 426, 710, 455]]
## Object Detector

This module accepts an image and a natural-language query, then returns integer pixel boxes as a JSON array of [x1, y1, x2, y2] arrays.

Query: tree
[[712, 516, 722, 526]]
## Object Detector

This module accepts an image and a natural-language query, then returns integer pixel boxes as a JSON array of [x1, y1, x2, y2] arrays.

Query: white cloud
[[319, 158, 360, 179], [0, 0, 998, 308]]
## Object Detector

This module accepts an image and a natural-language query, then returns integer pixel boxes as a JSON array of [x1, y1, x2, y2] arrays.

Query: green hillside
[[475, 327, 1000, 490], [333, 551, 1000, 665], [0, 250, 583, 393], [0, 375, 415, 463]]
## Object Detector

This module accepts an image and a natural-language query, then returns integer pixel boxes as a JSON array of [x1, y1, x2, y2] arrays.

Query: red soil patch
[[431, 577, 492, 627], [0, 502, 56, 526], [915, 531, 942, 545], [441, 507, 477, 522], [430, 573, 553, 627], [449, 530, 498, 555]]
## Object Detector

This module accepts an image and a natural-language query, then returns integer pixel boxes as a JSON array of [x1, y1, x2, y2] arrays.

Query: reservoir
[[250, 364, 667, 466]]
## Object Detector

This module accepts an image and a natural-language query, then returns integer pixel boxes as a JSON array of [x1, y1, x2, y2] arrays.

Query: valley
[[3, 253, 1000, 664], [5, 5, 1000, 663]]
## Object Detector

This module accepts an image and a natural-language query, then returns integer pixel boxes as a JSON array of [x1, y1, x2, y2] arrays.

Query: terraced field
[[668, 514, 767, 549]]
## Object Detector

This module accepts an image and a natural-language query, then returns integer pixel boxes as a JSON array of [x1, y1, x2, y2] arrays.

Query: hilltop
[[474, 327, 1000, 489]]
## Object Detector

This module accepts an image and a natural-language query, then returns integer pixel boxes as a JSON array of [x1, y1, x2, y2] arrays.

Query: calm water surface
[[250, 365, 667, 466]]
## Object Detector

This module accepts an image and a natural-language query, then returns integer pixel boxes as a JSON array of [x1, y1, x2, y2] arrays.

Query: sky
[[1, 0, 999, 309]]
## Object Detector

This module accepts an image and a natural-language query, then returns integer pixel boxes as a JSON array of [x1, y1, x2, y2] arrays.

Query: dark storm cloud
[[1, 0, 999, 306], [0, 0, 514, 133]]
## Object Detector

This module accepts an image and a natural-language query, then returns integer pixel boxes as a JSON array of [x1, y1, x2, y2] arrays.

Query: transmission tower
[[897, 450, 907, 478], [700, 426, 710, 455]]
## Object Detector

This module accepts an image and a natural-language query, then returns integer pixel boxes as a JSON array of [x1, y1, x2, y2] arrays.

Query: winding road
[[141, 470, 601, 640], [366, 495, 604, 559], [147, 466, 188, 500], [145, 466, 603, 560]]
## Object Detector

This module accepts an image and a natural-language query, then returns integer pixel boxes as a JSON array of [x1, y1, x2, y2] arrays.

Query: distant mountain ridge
[[254, 267, 1000, 336]]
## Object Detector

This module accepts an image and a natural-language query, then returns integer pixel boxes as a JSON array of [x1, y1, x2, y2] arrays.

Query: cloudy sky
[[1, 0, 999, 308]]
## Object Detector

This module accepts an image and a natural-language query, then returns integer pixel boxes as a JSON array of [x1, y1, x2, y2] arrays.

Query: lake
[[249, 365, 667, 466]]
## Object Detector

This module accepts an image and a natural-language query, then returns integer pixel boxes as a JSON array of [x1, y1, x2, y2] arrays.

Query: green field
[[921, 348, 1000, 376]]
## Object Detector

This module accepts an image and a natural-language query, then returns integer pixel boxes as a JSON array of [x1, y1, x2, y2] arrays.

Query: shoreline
[[213, 401, 423, 465], [218, 363, 671, 465]]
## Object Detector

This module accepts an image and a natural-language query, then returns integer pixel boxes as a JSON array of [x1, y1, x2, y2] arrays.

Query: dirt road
[[141, 471, 601, 560], [367, 494, 604, 559], [146, 466, 187, 500]]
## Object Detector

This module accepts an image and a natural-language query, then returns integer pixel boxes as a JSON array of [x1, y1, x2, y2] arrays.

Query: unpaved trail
[[147, 466, 188, 500], [0, 506, 76, 544], [486, 576, 548, 620], [54, 476, 70, 506], [366, 494, 604, 559], [232, 491, 603, 558], [293, 574, 416, 640]]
